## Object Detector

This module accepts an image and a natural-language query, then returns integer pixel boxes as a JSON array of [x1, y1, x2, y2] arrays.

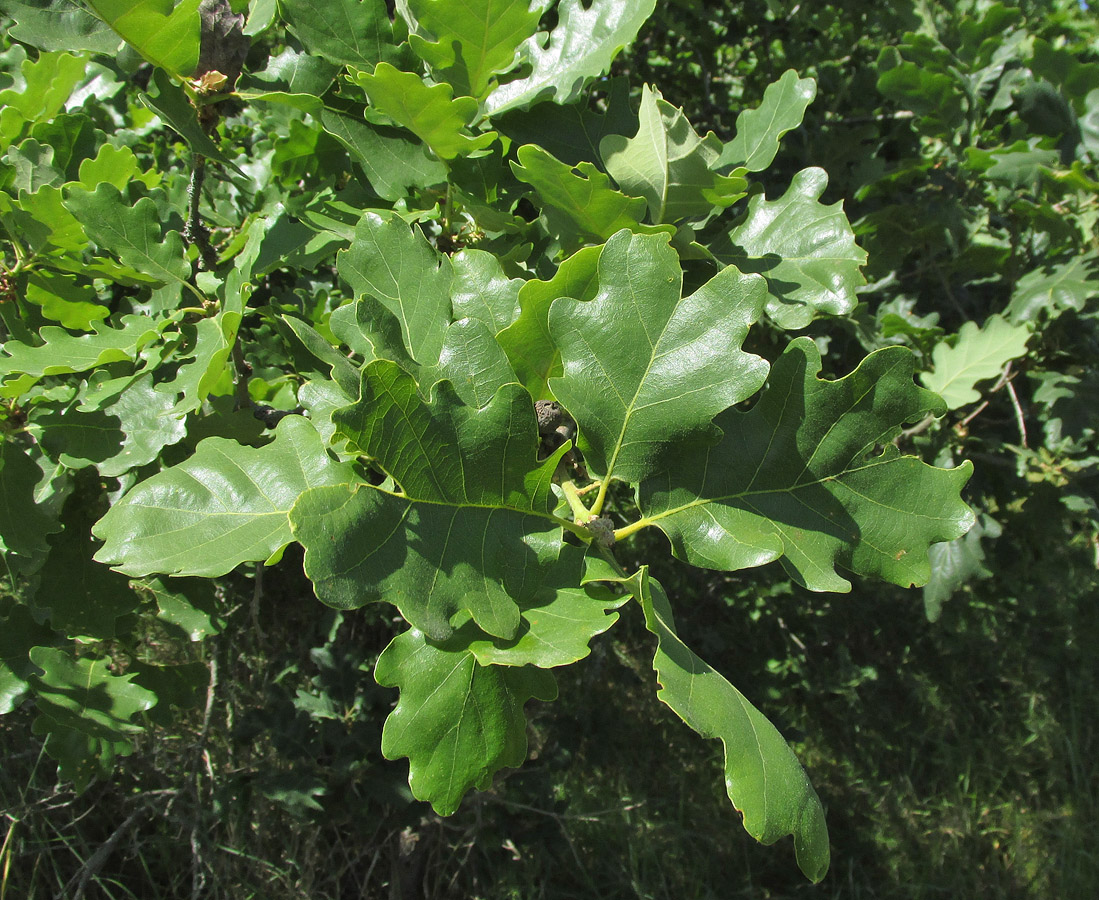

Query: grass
[[2, 528, 1096, 899]]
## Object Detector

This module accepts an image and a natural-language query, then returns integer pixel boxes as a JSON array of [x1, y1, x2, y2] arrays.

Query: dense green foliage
[[1, 0, 1096, 897]]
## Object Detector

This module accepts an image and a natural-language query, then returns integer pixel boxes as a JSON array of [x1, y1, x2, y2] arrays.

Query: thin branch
[[183, 155, 217, 271], [1005, 379, 1028, 448]]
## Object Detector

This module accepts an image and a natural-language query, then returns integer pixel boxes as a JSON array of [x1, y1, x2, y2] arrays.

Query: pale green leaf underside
[[921, 314, 1031, 409], [719, 69, 818, 173], [640, 339, 974, 591], [92, 416, 355, 578], [601, 85, 747, 223]]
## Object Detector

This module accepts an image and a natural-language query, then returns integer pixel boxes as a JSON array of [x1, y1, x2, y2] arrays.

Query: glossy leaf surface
[[292, 362, 566, 640], [710, 168, 867, 329], [549, 229, 768, 483], [484, 0, 656, 115], [639, 340, 974, 591]]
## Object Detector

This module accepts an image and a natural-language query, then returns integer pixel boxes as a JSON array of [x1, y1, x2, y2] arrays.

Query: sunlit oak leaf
[[483, 0, 656, 116], [406, 0, 541, 98], [1, 315, 163, 383], [351, 62, 496, 160], [549, 229, 769, 484], [920, 314, 1031, 409], [709, 167, 867, 330], [639, 339, 974, 591], [279, 0, 408, 69], [375, 626, 557, 815], [93, 416, 355, 578], [82, 0, 201, 80], [717, 69, 818, 173], [601, 85, 747, 224]]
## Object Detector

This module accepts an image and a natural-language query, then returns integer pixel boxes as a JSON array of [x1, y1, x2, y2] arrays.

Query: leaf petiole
[[560, 479, 594, 523]]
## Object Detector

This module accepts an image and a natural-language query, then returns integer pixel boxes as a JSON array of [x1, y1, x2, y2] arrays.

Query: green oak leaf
[[320, 109, 447, 201], [923, 513, 1000, 622], [1, 0, 123, 54], [0, 50, 88, 146], [279, 315, 361, 400], [718, 69, 818, 173], [406, 0, 541, 98], [351, 62, 497, 160], [1007, 252, 1099, 322], [29, 646, 157, 791], [511, 144, 671, 250], [601, 85, 747, 224], [62, 182, 193, 292], [92, 416, 355, 578], [483, 0, 657, 116], [1, 315, 163, 384], [291, 361, 568, 640], [82, 0, 202, 79], [278, 0, 407, 69], [921, 315, 1031, 410], [709, 167, 867, 330], [462, 583, 626, 668], [497, 243, 602, 400], [374, 625, 557, 814], [24, 270, 109, 331], [423, 318, 518, 409], [550, 229, 769, 484], [337, 212, 453, 364], [619, 568, 829, 883], [5, 138, 64, 193], [638, 339, 975, 592], [449, 249, 522, 334], [134, 576, 222, 641], [34, 373, 187, 476], [0, 185, 88, 259], [329, 294, 417, 370]]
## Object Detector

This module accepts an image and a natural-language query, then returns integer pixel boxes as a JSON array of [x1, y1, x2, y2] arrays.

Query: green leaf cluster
[[0, 0, 992, 883]]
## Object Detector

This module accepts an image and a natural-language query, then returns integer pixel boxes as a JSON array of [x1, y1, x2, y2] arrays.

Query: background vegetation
[[2, 1, 1097, 898]]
